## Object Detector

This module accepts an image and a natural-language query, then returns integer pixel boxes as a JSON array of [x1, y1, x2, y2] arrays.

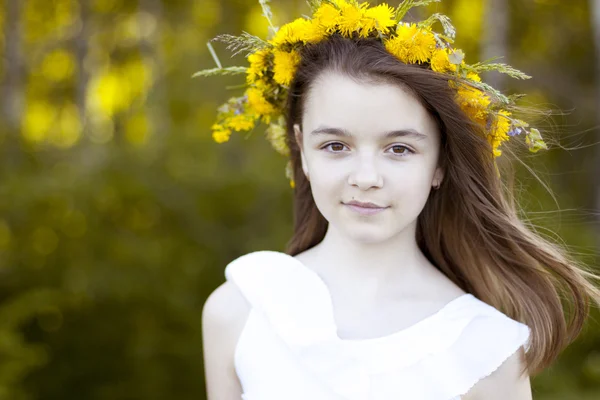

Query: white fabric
[[224, 250, 532, 400]]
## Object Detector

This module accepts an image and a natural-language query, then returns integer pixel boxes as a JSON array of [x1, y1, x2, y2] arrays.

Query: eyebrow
[[309, 126, 428, 140]]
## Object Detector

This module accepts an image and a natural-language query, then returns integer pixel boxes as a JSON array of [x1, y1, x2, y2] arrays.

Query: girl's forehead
[[303, 72, 437, 138]]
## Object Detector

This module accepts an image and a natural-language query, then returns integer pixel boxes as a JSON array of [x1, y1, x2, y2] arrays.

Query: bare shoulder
[[461, 346, 532, 400], [203, 279, 250, 329], [202, 280, 251, 400]]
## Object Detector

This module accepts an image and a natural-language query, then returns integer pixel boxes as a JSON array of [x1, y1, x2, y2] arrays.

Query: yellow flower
[[226, 113, 257, 132], [385, 24, 435, 64], [467, 72, 481, 82], [488, 111, 511, 158], [338, 2, 365, 37], [246, 49, 270, 84], [271, 17, 325, 46], [273, 49, 301, 86], [411, 29, 436, 63], [430, 48, 457, 73], [314, 3, 341, 33], [455, 84, 491, 125], [246, 87, 276, 117], [491, 110, 511, 139], [384, 24, 417, 63], [363, 3, 396, 36], [306, 19, 329, 43], [211, 123, 232, 143]]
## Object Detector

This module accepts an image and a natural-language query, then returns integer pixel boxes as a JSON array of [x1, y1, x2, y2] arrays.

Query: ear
[[433, 166, 444, 187], [294, 124, 310, 178]]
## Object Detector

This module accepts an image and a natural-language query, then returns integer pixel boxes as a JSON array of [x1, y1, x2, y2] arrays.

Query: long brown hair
[[282, 34, 600, 377]]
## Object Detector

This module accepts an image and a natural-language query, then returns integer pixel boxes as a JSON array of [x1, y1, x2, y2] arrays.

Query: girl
[[199, 1, 600, 399]]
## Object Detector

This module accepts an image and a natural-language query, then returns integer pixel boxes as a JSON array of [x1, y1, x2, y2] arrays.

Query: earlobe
[[293, 124, 303, 151], [301, 153, 309, 181], [294, 124, 310, 181], [435, 167, 444, 184], [433, 168, 444, 189]]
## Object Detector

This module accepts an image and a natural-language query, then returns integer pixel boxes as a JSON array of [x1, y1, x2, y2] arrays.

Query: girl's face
[[296, 72, 444, 243]]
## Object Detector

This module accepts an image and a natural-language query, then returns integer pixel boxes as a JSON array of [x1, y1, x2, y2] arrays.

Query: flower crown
[[194, 0, 548, 188]]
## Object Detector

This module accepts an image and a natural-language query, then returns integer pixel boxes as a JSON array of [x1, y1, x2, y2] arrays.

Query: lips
[[344, 200, 386, 209], [343, 201, 388, 216]]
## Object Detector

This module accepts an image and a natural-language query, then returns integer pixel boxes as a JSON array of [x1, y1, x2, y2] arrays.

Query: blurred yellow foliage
[[24, 0, 78, 43], [21, 100, 81, 148], [22, 101, 56, 143], [88, 71, 131, 117], [41, 49, 76, 82], [52, 104, 82, 148], [88, 59, 152, 119], [92, 0, 121, 14], [125, 112, 150, 147], [451, 0, 482, 49]]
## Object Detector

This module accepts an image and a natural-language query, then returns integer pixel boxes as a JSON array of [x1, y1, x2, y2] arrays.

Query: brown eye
[[323, 142, 347, 153], [388, 145, 413, 156]]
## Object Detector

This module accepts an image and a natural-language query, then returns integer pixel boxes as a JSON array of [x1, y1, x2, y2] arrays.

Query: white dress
[[224, 250, 532, 400]]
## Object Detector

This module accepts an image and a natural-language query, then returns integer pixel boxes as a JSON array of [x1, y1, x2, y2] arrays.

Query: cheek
[[386, 166, 436, 203]]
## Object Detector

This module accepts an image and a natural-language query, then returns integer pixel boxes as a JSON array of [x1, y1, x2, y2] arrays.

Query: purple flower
[[508, 127, 522, 137]]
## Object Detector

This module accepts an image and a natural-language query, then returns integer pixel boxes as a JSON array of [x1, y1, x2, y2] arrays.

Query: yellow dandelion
[[271, 17, 325, 46], [467, 72, 481, 82], [492, 110, 511, 139], [246, 87, 276, 117], [246, 49, 270, 84], [430, 48, 457, 73], [273, 49, 301, 86], [456, 84, 491, 125], [384, 23, 418, 63], [338, 2, 365, 37], [363, 3, 396, 36], [488, 111, 511, 158], [314, 3, 341, 33], [226, 113, 257, 132], [305, 18, 329, 43], [211, 123, 232, 143], [410, 29, 436, 63]]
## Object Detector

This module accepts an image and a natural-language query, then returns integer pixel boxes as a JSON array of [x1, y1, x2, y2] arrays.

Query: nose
[[347, 154, 383, 189]]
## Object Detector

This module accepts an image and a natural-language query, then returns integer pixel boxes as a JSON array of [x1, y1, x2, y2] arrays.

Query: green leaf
[[525, 128, 548, 153], [448, 49, 464, 65], [417, 13, 456, 39], [191, 66, 247, 78], [469, 62, 531, 80], [212, 32, 271, 58], [396, 0, 441, 22]]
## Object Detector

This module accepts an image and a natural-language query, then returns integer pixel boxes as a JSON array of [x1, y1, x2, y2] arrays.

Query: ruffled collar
[[227, 250, 496, 400]]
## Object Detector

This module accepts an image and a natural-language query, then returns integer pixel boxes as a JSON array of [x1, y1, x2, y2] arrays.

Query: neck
[[308, 220, 435, 298]]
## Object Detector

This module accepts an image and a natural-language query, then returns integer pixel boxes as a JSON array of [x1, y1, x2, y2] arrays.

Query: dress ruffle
[[225, 250, 532, 400]]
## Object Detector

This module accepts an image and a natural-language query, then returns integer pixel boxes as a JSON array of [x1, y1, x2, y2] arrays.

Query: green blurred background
[[0, 0, 599, 398]]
